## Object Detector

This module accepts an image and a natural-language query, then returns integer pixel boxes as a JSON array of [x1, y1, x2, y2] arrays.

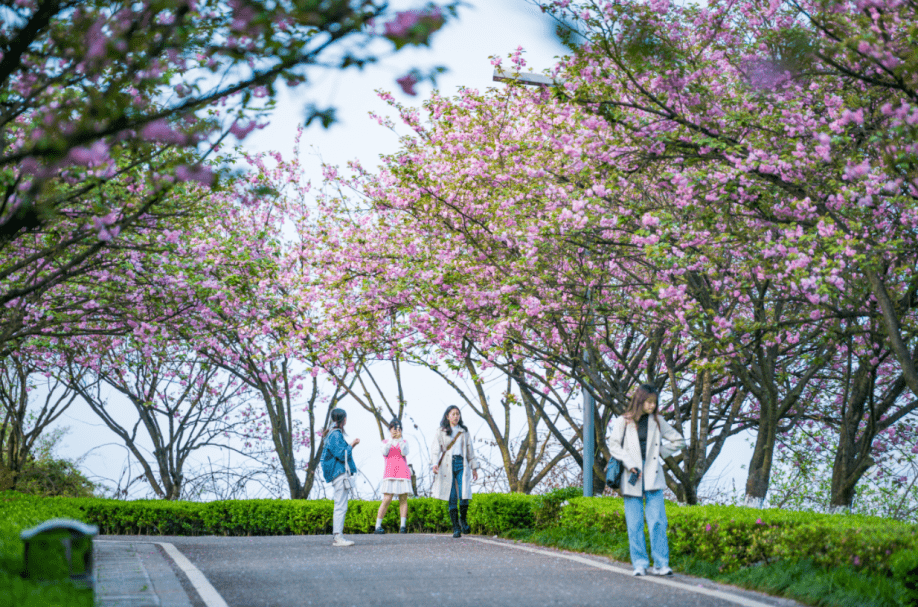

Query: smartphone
[[629, 470, 640, 486]]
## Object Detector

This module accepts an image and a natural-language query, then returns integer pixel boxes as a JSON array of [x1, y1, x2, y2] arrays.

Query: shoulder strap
[[436, 431, 463, 468]]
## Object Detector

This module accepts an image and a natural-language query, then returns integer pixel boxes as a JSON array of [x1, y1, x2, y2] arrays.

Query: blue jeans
[[448, 455, 469, 511], [623, 488, 669, 570]]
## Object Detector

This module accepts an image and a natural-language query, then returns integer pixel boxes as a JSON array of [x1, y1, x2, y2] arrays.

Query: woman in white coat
[[430, 406, 479, 538], [608, 384, 686, 577]]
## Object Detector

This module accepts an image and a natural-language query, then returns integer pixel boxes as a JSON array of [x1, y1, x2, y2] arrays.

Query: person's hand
[[350, 438, 360, 447], [630, 468, 640, 476], [472, 469, 478, 481], [432, 465, 439, 475]]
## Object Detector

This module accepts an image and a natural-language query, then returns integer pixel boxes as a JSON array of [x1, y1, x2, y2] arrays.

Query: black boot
[[459, 504, 471, 535], [449, 509, 462, 538]]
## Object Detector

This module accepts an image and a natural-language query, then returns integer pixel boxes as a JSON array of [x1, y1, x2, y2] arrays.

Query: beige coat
[[430, 427, 480, 501], [607, 415, 685, 497]]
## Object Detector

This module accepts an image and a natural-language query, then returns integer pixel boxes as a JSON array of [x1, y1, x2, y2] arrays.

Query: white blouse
[[443, 428, 466, 459], [381, 438, 409, 456]]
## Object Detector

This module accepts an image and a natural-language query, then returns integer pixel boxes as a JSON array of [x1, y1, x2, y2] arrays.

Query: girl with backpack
[[374, 418, 412, 534], [430, 405, 479, 538], [607, 384, 686, 576], [320, 408, 360, 547]]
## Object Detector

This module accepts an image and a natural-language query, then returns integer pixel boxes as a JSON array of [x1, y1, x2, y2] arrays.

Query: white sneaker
[[632, 567, 646, 576], [332, 534, 354, 547], [651, 566, 673, 576]]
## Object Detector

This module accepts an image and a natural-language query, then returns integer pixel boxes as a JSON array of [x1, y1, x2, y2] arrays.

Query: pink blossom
[[68, 140, 110, 166], [142, 119, 186, 144], [383, 8, 442, 39], [175, 164, 215, 185], [396, 73, 419, 96]]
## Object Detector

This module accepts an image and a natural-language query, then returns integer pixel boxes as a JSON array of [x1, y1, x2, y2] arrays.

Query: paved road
[[97, 534, 804, 607]]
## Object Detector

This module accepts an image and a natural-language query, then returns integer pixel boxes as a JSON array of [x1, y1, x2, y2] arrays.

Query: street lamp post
[[492, 67, 565, 86], [582, 286, 595, 497], [493, 65, 595, 497]]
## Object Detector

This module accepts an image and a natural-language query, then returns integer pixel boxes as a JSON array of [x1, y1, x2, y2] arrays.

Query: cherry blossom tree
[[0, 1, 458, 363], [123, 140, 363, 499], [543, 0, 918, 393], [302, 77, 764, 500], [0, 350, 78, 484], [0, 0, 457, 234], [60, 337, 250, 500]]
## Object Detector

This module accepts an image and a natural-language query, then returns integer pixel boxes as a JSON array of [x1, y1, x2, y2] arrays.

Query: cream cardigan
[[607, 415, 685, 497]]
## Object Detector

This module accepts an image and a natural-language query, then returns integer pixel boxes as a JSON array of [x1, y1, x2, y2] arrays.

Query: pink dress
[[380, 439, 412, 496]]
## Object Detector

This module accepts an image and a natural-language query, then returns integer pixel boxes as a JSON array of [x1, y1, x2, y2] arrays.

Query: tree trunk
[[744, 412, 776, 507], [865, 270, 918, 399]]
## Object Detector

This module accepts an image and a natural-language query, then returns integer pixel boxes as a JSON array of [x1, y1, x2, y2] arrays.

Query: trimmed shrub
[[75, 499, 204, 536], [62, 496, 458, 536], [531, 487, 583, 528], [468, 493, 537, 534], [558, 497, 918, 579]]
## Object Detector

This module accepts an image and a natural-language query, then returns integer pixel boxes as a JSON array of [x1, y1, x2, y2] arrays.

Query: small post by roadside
[[21, 518, 98, 593]]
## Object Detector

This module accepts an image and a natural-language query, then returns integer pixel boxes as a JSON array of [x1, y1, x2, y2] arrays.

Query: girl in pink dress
[[374, 418, 412, 534]]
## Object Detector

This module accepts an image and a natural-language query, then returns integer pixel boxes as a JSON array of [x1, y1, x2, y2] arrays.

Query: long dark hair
[[329, 408, 348, 435], [622, 384, 661, 429], [439, 405, 468, 436]]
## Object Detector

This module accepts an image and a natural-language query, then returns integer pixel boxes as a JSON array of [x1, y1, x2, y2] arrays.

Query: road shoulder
[[95, 540, 194, 607], [469, 536, 805, 607]]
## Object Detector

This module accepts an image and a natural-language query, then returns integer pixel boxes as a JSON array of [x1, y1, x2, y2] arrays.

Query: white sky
[[49, 0, 753, 502]]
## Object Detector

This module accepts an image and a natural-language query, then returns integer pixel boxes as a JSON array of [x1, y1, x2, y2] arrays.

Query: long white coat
[[607, 415, 686, 497], [430, 427, 479, 501]]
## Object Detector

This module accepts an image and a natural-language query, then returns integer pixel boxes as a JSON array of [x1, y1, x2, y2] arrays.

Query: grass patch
[[501, 527, 914, 607], [718, 559, 912, 607], [503, 526, 633, 562], [0, 570, 93, 607]]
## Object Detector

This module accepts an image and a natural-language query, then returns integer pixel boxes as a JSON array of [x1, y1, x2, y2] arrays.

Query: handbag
[[605, 421, 626, 489], [326, 428, 354, 491], [342, 455, 354, 493], [605, 457, 622, 489]]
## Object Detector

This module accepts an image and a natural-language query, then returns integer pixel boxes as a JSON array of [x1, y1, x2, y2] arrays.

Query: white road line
[[467, 537, 780, 607], [156, 542, 229, 607], [95, 540, 229, 607]]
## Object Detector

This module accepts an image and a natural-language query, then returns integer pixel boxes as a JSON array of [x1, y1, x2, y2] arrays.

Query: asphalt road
[[99, 534, 803, 607]]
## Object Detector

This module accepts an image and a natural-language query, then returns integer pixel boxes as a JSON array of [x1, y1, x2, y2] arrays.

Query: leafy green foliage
[[0, 458, 95, 498], [2, 491, 916, 607], [559, 498, 918, 579], [0, 492, 92, 607], [506, 526, 914, 607], [531, 486, 583, 528], [0, 569, 93, 607], [467, 493, 536, 534]]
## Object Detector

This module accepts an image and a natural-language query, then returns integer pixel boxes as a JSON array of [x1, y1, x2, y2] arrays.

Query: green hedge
[[2, 489, 917, 607], [31, 493, 536, 537], [557, 497, 918, 581]]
